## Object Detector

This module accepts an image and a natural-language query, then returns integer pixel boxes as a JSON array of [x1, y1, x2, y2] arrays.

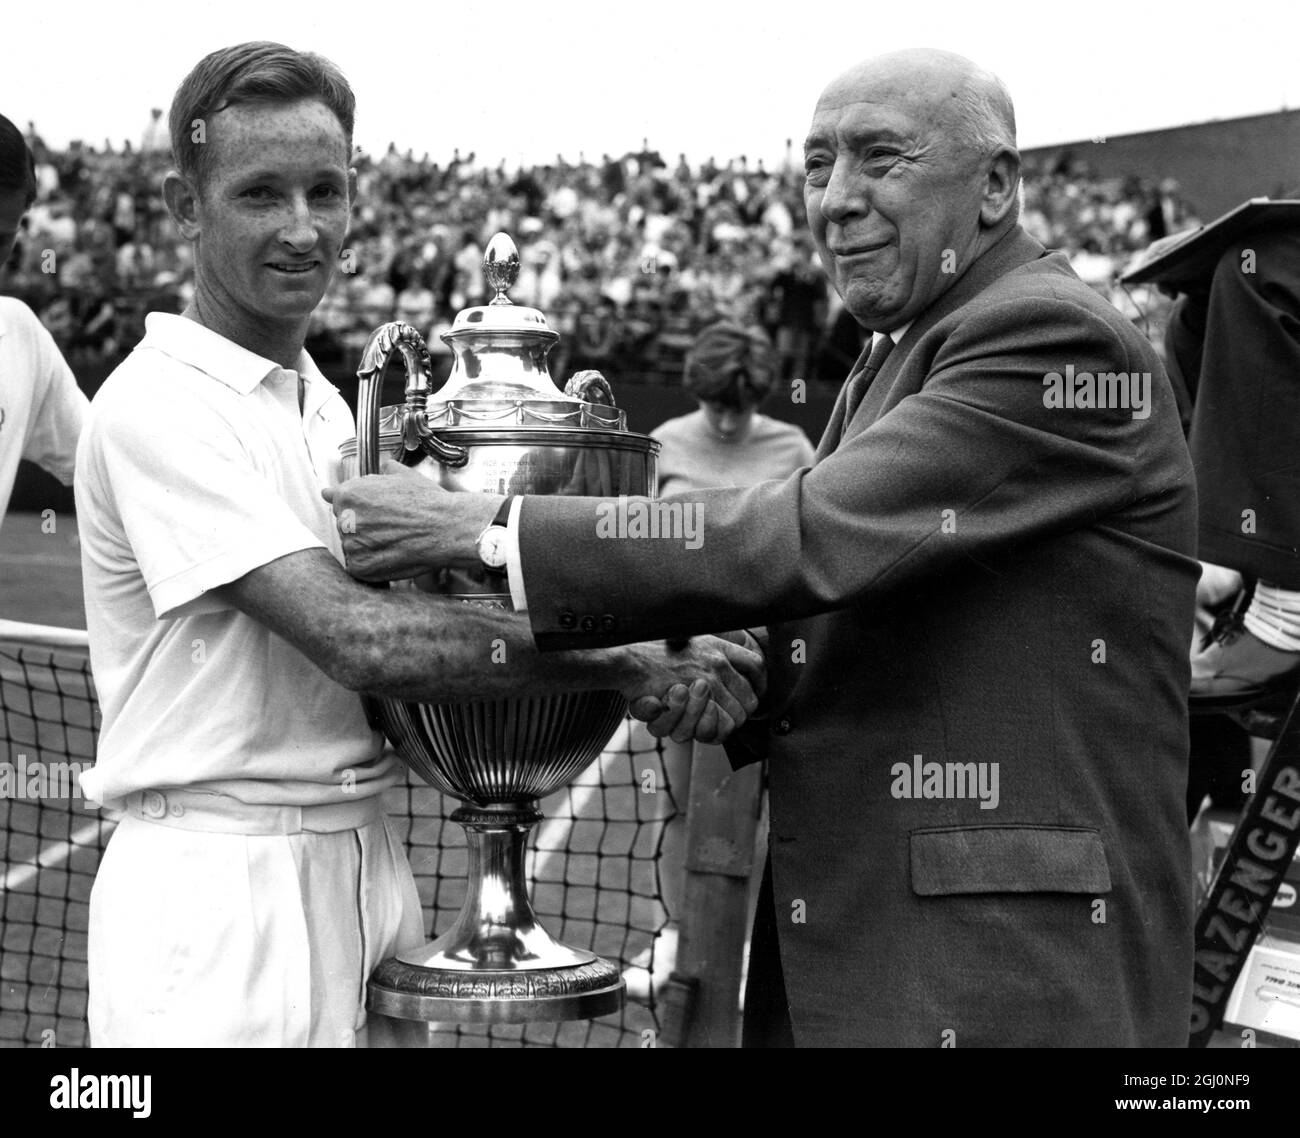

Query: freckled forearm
[[218, 547, 635, 701], [340, 589, 634, 701]]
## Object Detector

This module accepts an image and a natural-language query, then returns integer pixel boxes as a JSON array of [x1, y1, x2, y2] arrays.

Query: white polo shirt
[[75, 313, 399, 809], [0, 296, 88, 529]]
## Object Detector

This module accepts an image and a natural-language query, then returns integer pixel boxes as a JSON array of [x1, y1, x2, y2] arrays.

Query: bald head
[[820, 49, 1017, 166], [802, 48, 1023, 331]]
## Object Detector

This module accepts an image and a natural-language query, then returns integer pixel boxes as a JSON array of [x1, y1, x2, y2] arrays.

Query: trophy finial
[[484, 232, 520, 305]]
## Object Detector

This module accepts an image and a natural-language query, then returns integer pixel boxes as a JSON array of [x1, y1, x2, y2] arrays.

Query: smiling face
[[172, 98, 352, 349], [803, 55, 998, 332]]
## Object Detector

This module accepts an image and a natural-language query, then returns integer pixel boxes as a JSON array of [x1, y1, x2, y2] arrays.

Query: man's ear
[[347, 165, 358, 207], [162, 171, 202, 241], [979, 147, 1021, 228]]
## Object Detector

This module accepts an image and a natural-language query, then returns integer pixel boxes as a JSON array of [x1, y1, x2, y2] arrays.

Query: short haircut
[[951, 67, 1017, 156], [168, 41, 355, 190], [683, 321, 778, 407], [950, 66, 1020, 221], [0, 113, 37, 207]]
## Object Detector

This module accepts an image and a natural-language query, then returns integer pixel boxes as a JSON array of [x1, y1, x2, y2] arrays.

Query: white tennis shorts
[[88, 788, 427, 1047]]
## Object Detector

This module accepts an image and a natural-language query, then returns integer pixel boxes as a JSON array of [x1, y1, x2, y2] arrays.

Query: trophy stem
[[367, 802, 625, 1024], [440, 803, 555, 969]]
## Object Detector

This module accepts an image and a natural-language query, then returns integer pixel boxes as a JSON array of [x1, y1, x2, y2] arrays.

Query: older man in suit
[[328, 48, 1198, 1046]]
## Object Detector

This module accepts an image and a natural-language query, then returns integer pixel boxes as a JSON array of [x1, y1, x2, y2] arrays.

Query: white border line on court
[[530, 760, 604, 878], [1, 619, 104, 891], [1, 816, 112, 893]]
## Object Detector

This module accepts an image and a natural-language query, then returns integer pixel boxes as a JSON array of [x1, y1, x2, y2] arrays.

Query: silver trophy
[[340, 233, 657, 1023]]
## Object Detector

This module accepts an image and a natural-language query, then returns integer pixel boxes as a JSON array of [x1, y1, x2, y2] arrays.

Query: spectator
[[627, 322, 814, 998]]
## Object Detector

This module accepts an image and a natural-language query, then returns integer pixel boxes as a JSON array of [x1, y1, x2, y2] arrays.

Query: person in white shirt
[[75, 42, 762, 1049], [0, 112, 88, 532]]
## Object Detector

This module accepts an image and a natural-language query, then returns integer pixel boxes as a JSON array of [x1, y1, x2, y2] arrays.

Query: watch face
[[479, 527, 508, 570]]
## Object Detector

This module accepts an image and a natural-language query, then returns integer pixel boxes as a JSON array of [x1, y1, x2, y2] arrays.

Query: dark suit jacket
[[519, 226, 1198, 1046]]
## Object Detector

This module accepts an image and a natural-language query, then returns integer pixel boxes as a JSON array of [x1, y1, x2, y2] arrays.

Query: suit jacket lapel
[[827, 226, 1051, 444]]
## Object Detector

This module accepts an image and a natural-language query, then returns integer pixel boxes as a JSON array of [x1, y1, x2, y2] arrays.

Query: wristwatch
[[476, 496, 514, 575]]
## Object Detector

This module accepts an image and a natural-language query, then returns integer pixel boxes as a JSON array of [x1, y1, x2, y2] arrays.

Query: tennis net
[[0, 622, 677, 1048]]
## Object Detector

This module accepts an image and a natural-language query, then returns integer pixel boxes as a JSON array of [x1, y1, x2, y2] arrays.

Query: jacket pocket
[[909, 824, 1112, 896]]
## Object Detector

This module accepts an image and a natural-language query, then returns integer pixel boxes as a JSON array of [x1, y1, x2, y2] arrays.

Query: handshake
[[618, 630, 767, 744]]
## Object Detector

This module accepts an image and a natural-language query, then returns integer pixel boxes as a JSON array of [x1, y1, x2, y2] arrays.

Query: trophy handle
[[356, 321, 468, 476], [564, 369, 615, 407]]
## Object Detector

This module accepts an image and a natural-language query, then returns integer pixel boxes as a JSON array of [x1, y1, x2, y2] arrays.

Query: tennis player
[[74, 42, 762, 1048]]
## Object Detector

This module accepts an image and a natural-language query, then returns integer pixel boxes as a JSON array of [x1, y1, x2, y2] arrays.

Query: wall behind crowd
[[1022, 109, 1300, 221]]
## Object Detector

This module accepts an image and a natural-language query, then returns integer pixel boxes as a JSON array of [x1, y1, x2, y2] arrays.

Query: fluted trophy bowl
[[341, 234, 657, 1024]]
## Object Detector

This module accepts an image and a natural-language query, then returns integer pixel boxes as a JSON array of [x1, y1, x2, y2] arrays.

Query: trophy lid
[[444, 232, 557, 339], [429, 232, 624, 430]]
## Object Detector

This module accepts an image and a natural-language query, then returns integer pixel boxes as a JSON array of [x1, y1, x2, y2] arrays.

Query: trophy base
[[367, 802, 626, 1024], [367, 954, 625, 1024]]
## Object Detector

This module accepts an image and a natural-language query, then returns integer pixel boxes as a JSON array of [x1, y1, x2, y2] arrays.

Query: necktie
[[841, 333, 896, 434]]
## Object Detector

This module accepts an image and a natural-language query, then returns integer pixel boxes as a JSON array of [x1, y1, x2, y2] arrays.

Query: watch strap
[[478, 496, 515, 575]]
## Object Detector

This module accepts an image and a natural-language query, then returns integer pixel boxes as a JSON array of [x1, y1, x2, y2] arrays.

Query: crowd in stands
[[5, 118, 1199, 384]]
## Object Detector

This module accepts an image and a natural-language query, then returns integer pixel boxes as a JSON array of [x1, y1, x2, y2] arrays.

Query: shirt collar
[[873, 320, 912, 350], [139, 312, 327, 402]]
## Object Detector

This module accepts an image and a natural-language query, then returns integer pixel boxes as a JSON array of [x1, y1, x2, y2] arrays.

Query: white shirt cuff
[[504, 494, 529, 612]]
